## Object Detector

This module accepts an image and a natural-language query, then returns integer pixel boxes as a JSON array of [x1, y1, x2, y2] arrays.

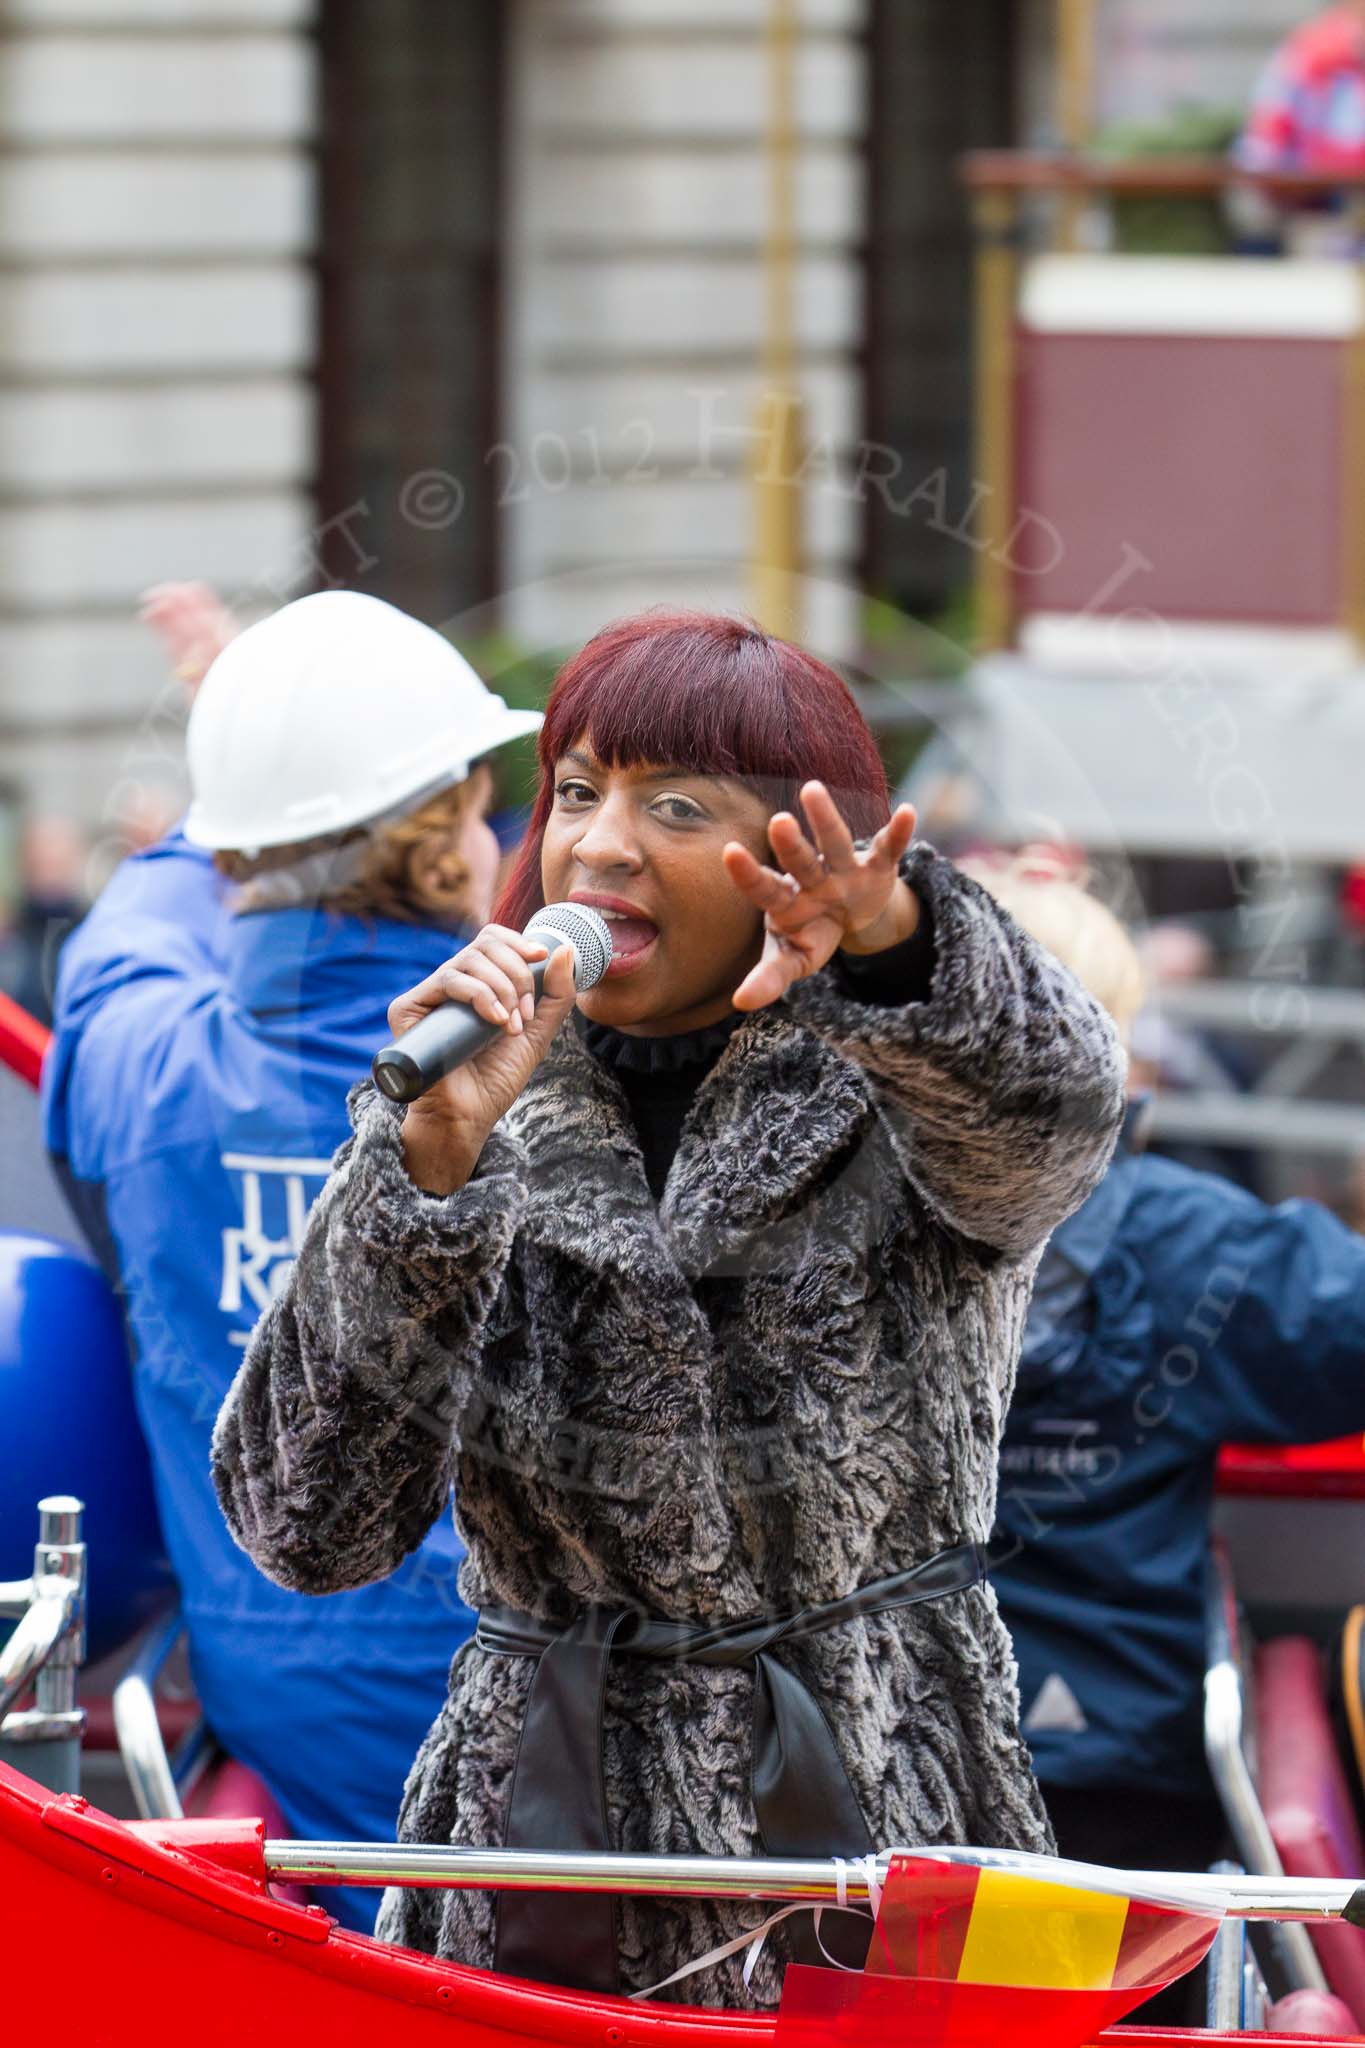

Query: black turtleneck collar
[[573, 1009, 744, 1200], [574, 1007, 745, 1076], [571, 903, 936, 1202]]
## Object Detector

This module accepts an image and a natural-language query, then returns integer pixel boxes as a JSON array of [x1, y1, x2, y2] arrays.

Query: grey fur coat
[[212, 841, 1125, 2006]]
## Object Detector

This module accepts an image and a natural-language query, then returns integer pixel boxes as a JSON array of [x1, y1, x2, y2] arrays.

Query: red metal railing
[[0, 991, 48, 1090]]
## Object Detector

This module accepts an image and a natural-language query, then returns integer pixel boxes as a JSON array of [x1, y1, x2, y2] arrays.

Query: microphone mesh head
[[525, 901, 613, 991]]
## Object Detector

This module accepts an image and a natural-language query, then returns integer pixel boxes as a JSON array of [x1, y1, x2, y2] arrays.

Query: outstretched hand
[[139, 581, 240, 694], [723, 781, 918, 1012]]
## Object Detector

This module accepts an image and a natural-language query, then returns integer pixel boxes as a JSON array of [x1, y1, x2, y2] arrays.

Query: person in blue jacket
[[962, 856, 1365, 1880], [43, 589, 541, 1929]]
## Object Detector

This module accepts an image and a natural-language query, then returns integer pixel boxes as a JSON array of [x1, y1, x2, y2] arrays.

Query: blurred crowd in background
[[0, 806, 171, 1029]]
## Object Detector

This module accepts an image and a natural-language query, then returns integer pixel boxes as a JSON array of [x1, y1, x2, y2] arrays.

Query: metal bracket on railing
[[0, 1497, 86, 1795]]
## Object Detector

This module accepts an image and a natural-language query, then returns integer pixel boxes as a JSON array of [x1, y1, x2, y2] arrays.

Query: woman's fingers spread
[[874, 803, 917, 865], [724, 841, 798, 912], [732, 948, 799, 1012], [801, 782, 857, 873], [768, 811, 827, 889]]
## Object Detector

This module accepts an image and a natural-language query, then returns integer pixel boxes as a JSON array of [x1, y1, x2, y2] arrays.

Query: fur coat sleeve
[[210, 1087, 525, 1595], [787, 841, 1126, 1255]]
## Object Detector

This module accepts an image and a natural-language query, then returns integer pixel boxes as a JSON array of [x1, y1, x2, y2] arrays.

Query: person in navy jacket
[[43, 590, 540, 1928], [967, 856, 1365, 1875]]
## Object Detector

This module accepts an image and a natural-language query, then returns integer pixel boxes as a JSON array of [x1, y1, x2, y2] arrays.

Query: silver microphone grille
[[524, 901, 613, 992]]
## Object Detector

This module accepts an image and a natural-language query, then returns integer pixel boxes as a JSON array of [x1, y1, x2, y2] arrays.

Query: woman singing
[[213, 610, 1125, 2007]]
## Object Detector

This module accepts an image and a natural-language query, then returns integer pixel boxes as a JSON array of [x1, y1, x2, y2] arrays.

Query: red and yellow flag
[[775, 1854, 1224, 2048]]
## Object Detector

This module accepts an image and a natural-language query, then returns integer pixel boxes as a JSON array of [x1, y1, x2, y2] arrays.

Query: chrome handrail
[[0, 1580, 77, 1719], [1206, 1862, 1272, 2033], [112, 1610, 188, 1821], [1206, 1918, 1247, 2031], [258, 1839, 1365, 1922], [0, 1498, 87, 1793], [0, 1497, 85, 1725], [1204, 1542, 1330, 1995]]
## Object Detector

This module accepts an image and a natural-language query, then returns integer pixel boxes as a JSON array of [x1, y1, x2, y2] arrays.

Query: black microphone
[[371, 902, 613, 1104]]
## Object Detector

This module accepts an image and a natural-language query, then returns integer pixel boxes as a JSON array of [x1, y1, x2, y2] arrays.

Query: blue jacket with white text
[[43, 831, 474, 1928]]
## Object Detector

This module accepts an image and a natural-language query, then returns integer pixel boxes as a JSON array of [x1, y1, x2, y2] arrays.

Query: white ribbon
[[834, 1852, 884, 1925], [629, 1856, 885, 2003]]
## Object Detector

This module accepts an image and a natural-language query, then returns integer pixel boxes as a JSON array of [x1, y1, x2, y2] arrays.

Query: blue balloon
[[0, 1231, 171, 1665]]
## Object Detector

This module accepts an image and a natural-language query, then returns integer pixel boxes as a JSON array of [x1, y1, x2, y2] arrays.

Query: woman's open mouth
[[569, 895, 660, 977]]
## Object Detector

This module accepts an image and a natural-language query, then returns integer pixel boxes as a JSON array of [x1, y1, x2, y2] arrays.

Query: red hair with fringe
[[496, 610, 890, 926]]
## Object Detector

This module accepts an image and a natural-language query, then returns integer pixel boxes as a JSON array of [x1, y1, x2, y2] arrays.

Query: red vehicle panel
[[0, 1760, 1346, 2048]]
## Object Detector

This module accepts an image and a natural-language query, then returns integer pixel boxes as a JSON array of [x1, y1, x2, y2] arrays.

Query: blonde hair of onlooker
[[957, 847, 1145, 1049], [214, 772, 484, 928]]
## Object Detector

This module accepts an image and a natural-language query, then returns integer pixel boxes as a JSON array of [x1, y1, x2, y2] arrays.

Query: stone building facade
[[0, 0, 1313, 842]]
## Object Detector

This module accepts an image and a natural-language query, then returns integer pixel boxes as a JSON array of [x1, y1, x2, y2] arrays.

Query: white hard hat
[[183, 591, 542, 852]]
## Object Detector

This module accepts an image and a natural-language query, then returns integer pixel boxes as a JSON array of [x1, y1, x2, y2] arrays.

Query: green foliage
[[861, 587, 976, 677], [1097, 105, 1244, 158], [1094, 106, 1245, 255], [856, 590, 974, 790], [450, 630, 563, 815]]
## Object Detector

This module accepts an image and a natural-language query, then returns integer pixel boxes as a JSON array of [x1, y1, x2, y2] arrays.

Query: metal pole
[[1206, 1920, 1248, 2031], [34, 1495, 82, 1729], [1057, 0, 1097, 150], [112, 1610, 186, 1821], [1056, 0, 1097, 250], [260, 1840, 1365, 1923], [0, 1497, 85, 1794], [265, 1843, 863, 1898], [0, 1496, 84, 1720], [1204, 1549, 1332, 1994], [751, 0, 804, 639], [0, 1588, 73, 1719], [971, 185, 1020, 652]]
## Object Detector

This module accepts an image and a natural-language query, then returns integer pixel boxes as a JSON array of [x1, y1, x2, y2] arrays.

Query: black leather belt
[[475, 1541, 990, 1993]]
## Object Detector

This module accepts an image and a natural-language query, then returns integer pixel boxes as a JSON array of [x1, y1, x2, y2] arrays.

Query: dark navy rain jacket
[[43, 830, 475, 1929], [995, 1100, 1365, 1797]]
